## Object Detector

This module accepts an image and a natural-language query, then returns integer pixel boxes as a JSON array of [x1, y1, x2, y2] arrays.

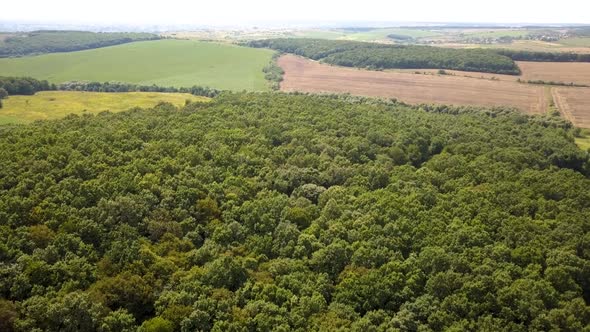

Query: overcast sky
[[2, 0, 589, 26]]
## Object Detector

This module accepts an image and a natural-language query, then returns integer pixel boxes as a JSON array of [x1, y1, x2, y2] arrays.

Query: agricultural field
[[0, 39, 275, 91], [438, 40, 590, 54], [338, 28, 443, 41], [516, 61, 590, 85], [278, 54, 548, 113], [552, 87, 590, 128], [0, 91, 209, 124], [558, 37, 590, 47], [460, 29, 531, 38]]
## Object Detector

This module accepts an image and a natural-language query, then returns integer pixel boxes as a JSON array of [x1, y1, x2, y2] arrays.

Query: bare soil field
[[278, 55, 548, 114], [385, 68, 517, 81], [387, 62, 590, 87], [517, 61, 590, 86], [552, 87, 590, 128]]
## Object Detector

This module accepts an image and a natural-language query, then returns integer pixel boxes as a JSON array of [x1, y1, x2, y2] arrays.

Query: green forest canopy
[[0, 31, 160, 57], [247, 38, 522, 74], [0, 92, 589, 331]]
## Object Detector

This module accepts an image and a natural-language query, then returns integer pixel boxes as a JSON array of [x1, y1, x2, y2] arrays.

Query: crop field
[[516, 61, 590, 85], [0, 91, 210, 124], [552, 87, 590, 128], [278, 55, 548, 113], [339, 28, 443, 41], [558, 37, 590, 47], [0, 39, 274, 91], [436, 40, 590, 54], [461, 29, 531, 38]]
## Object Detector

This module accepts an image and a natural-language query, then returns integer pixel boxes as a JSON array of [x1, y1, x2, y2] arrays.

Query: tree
[[139, 317, 174, 332]]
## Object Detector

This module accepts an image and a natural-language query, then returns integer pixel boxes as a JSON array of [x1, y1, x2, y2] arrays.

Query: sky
[[2, 0, 590, 27]]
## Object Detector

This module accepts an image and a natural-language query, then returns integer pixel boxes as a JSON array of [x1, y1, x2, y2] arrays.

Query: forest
[[247, 38, 521, 74], [0, 92, 589, 331], [0, 77, 55, 96], [496, 49, 590, 62], [0, 31, 160, 57]]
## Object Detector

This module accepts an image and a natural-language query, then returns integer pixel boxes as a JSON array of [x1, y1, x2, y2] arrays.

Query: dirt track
[[278, 55, 548, 114]]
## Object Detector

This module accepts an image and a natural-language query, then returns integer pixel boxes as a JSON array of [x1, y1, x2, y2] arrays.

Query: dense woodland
[[495, 49, 590, 63], [0, 31, 160, 57], [0, 92, 589, 331], [248, 39, 521, 74], [0, 77, 55, 96]]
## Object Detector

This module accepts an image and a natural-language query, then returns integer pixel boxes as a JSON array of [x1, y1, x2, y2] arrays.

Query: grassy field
[[558, 37, 590, 47], [339, 28, 442, 41], [0, 39, 274, 91], [293, 30, 349, 39], [0, 91, 210, 124], [576, 128, 590, 151], [461, 29, 531, 38]]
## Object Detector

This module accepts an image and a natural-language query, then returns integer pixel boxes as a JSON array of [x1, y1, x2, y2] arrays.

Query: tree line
[[0, 92, 588, 331], [495, 49, 590, 62], [0, 77, 221, 98], [262, 53, 285, 90], [247, 38, 521, 74], [0, 31, 160, 57]]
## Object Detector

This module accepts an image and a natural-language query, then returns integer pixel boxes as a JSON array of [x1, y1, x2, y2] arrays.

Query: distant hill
[[0, 30, 160, 57]]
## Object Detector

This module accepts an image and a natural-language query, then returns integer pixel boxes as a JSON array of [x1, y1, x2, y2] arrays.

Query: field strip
[[553, 87, 590, 128], [279, 55, 547, 114], [551, 88, 575, 123]]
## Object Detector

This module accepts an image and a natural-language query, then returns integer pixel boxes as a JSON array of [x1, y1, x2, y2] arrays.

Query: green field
[[0, 39, 275, 91], [294, 30, 349, 39], [0, 91, 210, 124], [461, 29, 531, 38], [576, 128, 590, 151], [558, 37, 590, 47], [339, 28, 442, 41]]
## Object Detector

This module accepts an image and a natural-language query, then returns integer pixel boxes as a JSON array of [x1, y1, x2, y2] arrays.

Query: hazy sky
[[2, 0, 590, 26]]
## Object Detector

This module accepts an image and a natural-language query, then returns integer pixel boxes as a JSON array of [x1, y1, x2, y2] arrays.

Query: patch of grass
[[575, 128, 590, 151], [0, 39, 274, 91], [0, 91, 210, 123], [558, 37, 590, 47]]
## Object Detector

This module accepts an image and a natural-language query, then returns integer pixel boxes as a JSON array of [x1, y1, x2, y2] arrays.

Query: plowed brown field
[[552, 87, 590, 128], [278, 55, 548, 114]]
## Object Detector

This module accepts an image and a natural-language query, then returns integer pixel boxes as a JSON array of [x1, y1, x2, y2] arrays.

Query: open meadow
[[278, 54, 548, 114], [0, 39, 274, 91], [0, 91, 210, 124]]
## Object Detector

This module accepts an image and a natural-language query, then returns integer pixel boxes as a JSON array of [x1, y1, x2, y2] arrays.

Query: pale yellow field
[[0, 91, 210, 124]]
